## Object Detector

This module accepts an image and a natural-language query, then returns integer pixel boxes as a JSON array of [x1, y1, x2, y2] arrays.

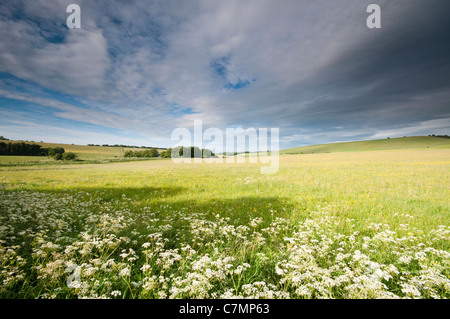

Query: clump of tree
[[89, 143, 166, 149], [42, 147, 78, 161], [123, 149, 159, 158], [42, 147, 65, 157], [52, 152, 78, 161], [160, 148, 172, 158], [0, 142, 46, 156], [60, 152, 78, 161], [172, 146, 215, 158], [0, 142, 77, 161]]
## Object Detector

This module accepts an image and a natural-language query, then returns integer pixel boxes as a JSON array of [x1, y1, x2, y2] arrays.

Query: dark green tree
[[161, 148, 172, 158], [61, 152, 77, 160]]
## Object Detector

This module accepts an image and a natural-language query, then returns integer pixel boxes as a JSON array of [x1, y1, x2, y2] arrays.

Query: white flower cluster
[[274, 212, 450, 299], [0, 190, 449, 299]]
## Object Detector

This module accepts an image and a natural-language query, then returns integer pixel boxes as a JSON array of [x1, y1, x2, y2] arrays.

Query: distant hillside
[[281, 136, 450, 155], [0, 139, 165, 160]]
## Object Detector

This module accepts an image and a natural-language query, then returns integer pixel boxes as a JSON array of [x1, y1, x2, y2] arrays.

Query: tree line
[[0, 142, 43, 156], [123, 147, 215, 158], [124, 149, 159, 158], [172, 146, 215, 158], [0, 142, 77, 160], [88, 143, 165, 149]]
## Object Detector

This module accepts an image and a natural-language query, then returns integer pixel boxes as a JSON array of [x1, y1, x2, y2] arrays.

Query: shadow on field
[[6, 185, 296, 226], [151, 195, 294, 223], [22, 186, 186, 201], [2, 186, 296, 251]]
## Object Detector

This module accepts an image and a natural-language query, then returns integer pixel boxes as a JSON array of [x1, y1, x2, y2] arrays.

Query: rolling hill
[[2, 136, 449, 160], [0, 139, 164, 160], [280, 136, 450, 155]]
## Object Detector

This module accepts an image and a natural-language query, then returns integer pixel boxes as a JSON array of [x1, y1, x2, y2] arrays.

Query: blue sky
[[0, 0, 449, 150]]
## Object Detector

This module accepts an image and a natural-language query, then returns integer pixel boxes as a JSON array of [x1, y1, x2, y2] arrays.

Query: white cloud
[[0, 120, 157, 146]]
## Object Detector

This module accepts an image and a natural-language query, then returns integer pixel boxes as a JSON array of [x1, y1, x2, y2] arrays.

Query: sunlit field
[[0, 149, 449, 299]]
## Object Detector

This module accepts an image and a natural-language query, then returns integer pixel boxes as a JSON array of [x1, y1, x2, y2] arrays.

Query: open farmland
[[0, 139, 164, 161], [0, 149, 449, 299]]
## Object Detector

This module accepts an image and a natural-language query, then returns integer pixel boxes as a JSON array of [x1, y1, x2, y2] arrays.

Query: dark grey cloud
[[281, 1, 450, 129]]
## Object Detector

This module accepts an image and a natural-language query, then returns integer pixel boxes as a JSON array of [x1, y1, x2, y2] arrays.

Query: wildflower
[[275, 265, 285, 276], [401, 283, 421, 298], [140, 264, 151, 272], [119, 267, 131, 277]]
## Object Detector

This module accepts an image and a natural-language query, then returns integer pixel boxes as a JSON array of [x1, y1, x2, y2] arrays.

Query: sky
[[0, 0, 449, 151]]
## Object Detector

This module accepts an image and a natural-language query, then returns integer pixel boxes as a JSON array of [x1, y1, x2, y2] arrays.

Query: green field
[[0, 139, 164, 161], [281, 136, 450, 154], [0, 143, 449, 299]]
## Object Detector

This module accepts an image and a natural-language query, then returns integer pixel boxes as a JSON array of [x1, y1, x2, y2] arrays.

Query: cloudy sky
[[0, 0, 449, 150]]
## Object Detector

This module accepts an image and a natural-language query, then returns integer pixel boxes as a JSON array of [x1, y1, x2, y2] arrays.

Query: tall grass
[[0, 149, 449, 298]]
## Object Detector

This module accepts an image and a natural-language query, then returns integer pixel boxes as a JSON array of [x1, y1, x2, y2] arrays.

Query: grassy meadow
[[0, 146, 449, 299]]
